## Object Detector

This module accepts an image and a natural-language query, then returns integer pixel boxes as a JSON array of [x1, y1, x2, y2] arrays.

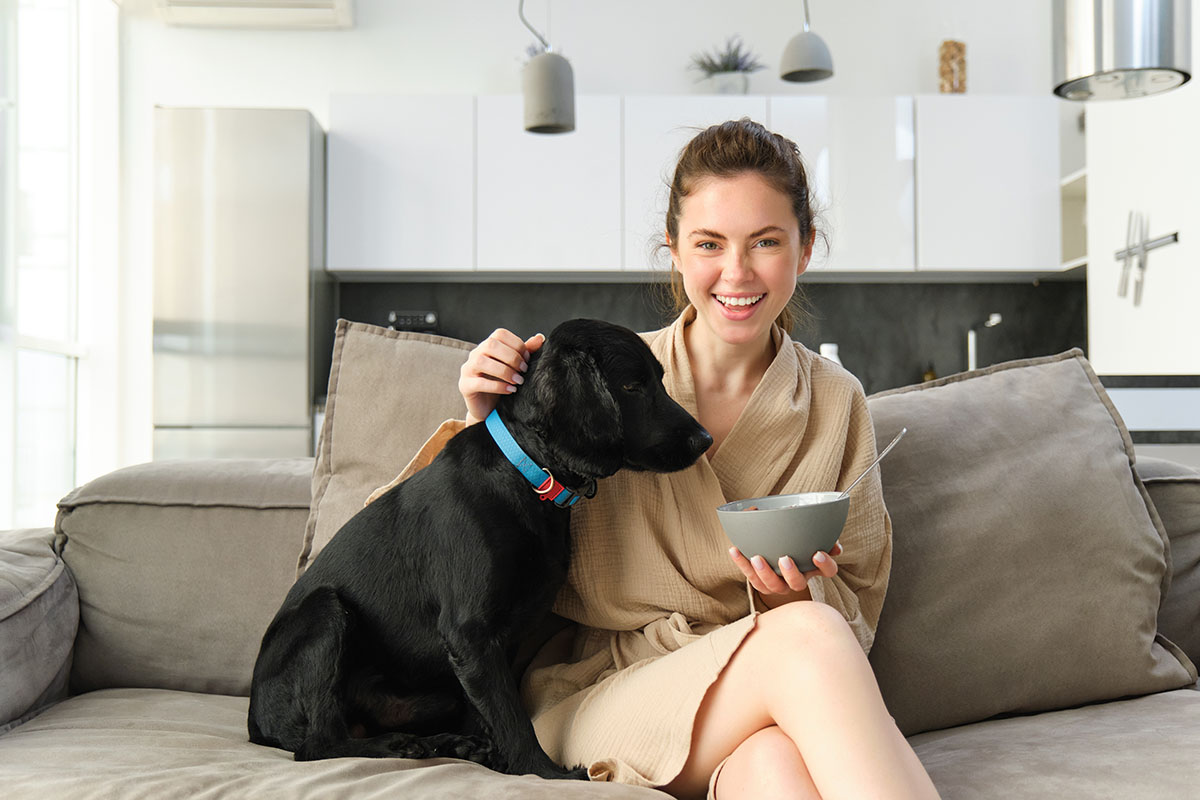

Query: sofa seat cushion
[[908, 688, 1200, 799], [0, 688, 665, 799], [0, 529, 78, 734]]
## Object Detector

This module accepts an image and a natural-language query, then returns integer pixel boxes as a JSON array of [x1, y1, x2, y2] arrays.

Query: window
[[1, 0, 116, 529]]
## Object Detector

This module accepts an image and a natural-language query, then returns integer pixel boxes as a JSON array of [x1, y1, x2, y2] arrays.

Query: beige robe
[[372, 308, 892, 789]]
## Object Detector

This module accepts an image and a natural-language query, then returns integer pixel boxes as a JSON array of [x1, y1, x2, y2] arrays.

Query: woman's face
[[669, 171, 811, 349]]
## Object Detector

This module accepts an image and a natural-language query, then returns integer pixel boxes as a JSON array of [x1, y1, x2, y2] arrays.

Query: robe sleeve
[[806, 387, 893, 654], [364, 418, 467, 506]]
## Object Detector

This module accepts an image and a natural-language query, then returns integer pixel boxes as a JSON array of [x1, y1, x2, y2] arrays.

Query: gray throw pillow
[[299, 320, 473, 574], [865, 350, 1197, 736]]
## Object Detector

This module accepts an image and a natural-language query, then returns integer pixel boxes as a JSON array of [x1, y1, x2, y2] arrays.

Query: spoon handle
[[839, 427, 907, 500]]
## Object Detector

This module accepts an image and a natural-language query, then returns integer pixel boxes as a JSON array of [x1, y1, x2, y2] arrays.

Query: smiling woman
[[446, 119, 939, 800]]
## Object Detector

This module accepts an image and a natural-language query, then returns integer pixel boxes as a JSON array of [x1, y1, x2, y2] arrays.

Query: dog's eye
[[622, 381, 643, 393]]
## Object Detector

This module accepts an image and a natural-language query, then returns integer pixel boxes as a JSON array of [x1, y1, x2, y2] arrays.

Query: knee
[[730, 726, 801, 773], [717, 726, 815, 799], [757, 600, 852, 648]]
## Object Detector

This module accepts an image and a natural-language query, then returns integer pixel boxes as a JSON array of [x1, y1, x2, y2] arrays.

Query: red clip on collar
[[533, 471, 569, 502]]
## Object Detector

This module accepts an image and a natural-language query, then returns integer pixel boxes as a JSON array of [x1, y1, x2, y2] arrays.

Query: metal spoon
[[838, 427, 907, 500]]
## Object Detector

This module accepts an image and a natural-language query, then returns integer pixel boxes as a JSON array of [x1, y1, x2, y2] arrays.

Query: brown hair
[[660, 118, 820, 333]]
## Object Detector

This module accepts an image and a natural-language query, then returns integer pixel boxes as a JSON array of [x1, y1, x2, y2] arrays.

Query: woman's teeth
[[715, 294, 763, 308]]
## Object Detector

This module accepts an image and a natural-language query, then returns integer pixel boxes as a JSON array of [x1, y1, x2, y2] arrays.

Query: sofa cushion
[[1136, 456, 1200, 667], [0, 528, 77, 734], [0, 688, 665, 799], [299, 319, 473, 573], [55, 458, 312, 697], [866, 350, 1197, 736], [907, 688, 1200, 799]]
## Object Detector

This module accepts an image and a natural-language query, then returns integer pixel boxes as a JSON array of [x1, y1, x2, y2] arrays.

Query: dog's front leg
[[443, 626, 588, 780]]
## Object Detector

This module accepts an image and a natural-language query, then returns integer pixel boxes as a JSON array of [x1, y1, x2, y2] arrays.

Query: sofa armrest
[[0, 527, 78, 733], [55, 458, 312, 697], [1136, 457, 1200, 668]]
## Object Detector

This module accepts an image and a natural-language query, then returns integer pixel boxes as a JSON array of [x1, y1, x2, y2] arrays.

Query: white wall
[[116, 0, 1053, 466]]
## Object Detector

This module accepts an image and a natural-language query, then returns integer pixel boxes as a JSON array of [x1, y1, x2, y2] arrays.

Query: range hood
[[1053, 0, 1192, 100]]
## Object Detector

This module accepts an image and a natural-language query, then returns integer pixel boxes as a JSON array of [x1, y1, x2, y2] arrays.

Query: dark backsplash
[[338, 280, 1086, 396]]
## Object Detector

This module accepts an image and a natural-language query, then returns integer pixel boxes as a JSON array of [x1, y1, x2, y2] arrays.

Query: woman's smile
[[713, 292, 767, 319]]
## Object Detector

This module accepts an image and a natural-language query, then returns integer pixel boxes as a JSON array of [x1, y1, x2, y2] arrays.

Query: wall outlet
[[387, 310, 439, 332]]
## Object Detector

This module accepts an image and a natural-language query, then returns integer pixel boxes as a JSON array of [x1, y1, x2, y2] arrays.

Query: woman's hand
[[728, 542, 844, 608], [459, 328, 546, 426]]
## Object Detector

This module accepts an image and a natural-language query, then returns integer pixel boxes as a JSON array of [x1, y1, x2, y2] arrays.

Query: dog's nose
[[690, 428, 714, 454]]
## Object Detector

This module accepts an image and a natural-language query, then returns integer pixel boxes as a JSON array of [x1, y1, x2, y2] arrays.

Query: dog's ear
[[515, 345, 624, 479]]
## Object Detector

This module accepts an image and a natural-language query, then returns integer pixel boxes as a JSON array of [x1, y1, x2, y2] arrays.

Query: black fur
[[247, 319, 712, 779]]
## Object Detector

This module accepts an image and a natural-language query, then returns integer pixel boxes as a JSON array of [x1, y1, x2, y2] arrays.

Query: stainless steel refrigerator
[[153, 107, 333, 460]]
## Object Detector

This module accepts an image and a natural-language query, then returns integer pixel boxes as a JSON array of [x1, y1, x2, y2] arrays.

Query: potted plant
[[689, 35, 765, 94]]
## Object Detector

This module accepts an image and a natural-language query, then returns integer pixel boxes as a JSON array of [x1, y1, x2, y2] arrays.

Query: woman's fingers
[[460, 329, 541, 424], [807, 549, 840, 579], [728, 547, 800, 595], [728, 547, 769, 595], [524, 332, 546, 354], [776, 555, 810, 592]]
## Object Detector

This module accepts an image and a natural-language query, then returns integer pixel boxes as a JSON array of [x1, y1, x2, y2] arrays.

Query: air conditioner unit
[[154, 0, 354, 29]]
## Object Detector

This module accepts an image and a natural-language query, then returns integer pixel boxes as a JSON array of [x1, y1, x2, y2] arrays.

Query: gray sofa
[[2, 321, 1198, 799]]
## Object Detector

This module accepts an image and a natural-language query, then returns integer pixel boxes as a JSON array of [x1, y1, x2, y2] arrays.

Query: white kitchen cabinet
[[914, 95, 1060, 271], [327, 94, 475, 272], [1085, 88, 1200, 375], [622, 95, 768, 271], [769, 96, 915, 273], [476, 95, 621, 271]]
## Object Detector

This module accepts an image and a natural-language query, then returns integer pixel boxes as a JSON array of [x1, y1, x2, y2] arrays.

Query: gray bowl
[[716, 491, 849, 575]]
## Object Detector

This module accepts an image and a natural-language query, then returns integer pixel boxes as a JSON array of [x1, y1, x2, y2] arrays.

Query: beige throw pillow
[[299, 320, 473, 574], [865, 350, 1197, 735]]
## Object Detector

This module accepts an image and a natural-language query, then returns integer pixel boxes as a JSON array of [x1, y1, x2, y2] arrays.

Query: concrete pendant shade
[[523, 52, 575, 133], [780, 30, 834, 82]]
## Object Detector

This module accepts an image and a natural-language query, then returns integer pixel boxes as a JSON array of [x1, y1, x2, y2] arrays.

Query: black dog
[[248, 319, 712, 779]]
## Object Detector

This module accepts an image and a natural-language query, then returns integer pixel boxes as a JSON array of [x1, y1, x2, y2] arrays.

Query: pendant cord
[[519, 0, 551, 51]]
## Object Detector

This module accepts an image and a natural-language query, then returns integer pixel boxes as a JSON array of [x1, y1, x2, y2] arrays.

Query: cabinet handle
[[1117, 211, 1135, 298], [1113, 211, 1180, 307]]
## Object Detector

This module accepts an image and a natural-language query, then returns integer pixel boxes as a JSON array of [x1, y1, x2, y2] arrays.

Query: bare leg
[[714, 726, 820, 800], [662, 601, 940, 800]]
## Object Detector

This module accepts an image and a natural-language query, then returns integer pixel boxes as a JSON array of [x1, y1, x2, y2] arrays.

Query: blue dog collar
[[485, 409, 585, 508]]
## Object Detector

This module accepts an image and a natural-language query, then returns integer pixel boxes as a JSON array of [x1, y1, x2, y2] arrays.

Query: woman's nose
[[722, 246, 753, 278]]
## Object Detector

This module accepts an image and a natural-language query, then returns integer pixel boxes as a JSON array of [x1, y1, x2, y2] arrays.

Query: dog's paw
[[394, 732, 502, 768], [561, 764, 591, 781]]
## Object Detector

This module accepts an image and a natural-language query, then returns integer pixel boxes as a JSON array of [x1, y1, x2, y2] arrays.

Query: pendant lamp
[[780, 0, 834, 82], [1053, 0, 1191, 101], [519, 0, 574, 133]]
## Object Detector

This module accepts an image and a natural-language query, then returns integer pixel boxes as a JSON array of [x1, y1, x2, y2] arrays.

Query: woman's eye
[[697, 241, 718, 251], [756, 238, 779, 248]]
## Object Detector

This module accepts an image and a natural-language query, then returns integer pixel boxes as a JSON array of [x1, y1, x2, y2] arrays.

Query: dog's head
[[502, 319, 712, 484]]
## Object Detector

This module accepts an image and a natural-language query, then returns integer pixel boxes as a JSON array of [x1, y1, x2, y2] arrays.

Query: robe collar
[[651, 306, 811, 504]]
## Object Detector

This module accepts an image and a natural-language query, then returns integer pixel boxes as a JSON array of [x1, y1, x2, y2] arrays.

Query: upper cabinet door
[[476, 95, 621, 271], [770, 96, 915, 272], [1086, 90, 1200, 375], [327, 95, 475, 272], [623, 96, 769, 271], [914, 95, 1060, 271]]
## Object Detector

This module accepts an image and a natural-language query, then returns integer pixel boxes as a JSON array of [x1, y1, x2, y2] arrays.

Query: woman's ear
[[666, 235, 681, 273], [797, 235, 814, 278]]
